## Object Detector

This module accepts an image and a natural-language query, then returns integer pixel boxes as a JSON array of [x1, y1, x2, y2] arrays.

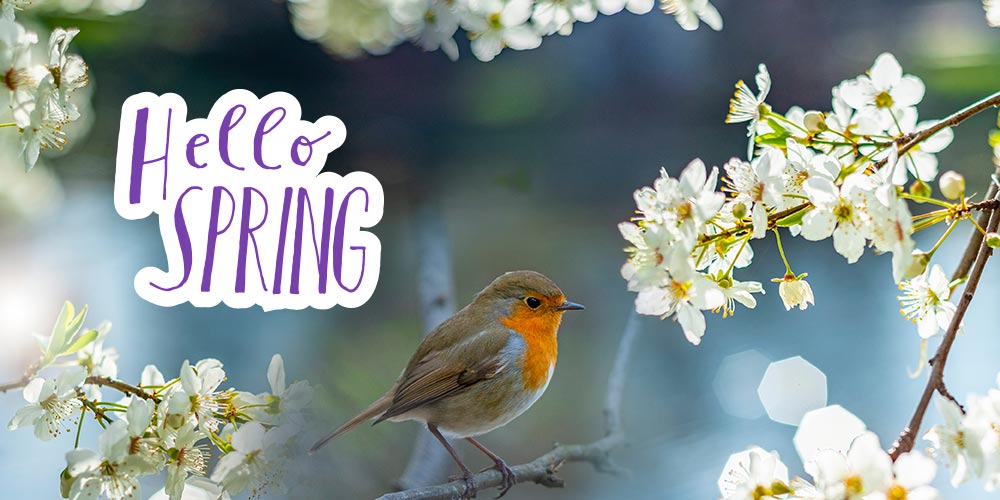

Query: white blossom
[[726, 64, 771, 159], [806, 431, 893, 499], [7, 368, 85, 441], [898, 264, 957, 339], [839, 53, 925, 132], [660, 0, 722, 31], [461, 0, 541, 62], [775, 275, 815, 311], [986, 0, 1000, 27], [717, 447, 789, 500], [925, 395, 984, 486], [800, 173, 876, 263]]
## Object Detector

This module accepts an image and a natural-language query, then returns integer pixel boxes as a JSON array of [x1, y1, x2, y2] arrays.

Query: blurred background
[[1, 0, 999, 498]]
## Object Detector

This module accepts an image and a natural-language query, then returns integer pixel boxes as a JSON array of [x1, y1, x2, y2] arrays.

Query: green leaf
[[46, 301, 75, 357], [757, 132, 791, 147], [63, 305, 88, 346], [766, 117, 789, 135], [44, 301, 88, 361], [62, 329, 99, 355], [776, 208, 807, 227]]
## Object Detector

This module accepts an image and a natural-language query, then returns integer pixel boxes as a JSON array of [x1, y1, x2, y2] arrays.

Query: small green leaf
[[46, 301, 76, 355], [63, 305, 88, 346], [62, 329, 99, 355], [776, 208, 807, 227], [757, 132, 791, 147], [766, 118, 788, 135]]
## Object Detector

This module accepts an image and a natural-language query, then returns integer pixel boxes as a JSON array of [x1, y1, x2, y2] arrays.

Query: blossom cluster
[[718, 405, 941, 500], [620, 52, 968, 345], [5, 302, 313, 500], [287, 0, 721, 62], [924, 375, 1000, 491], [0, 4, 90, 171]]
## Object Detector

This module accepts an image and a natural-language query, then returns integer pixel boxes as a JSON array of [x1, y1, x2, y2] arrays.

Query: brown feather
[[376, 327, 512, 422], [309, 394, 392, 453]]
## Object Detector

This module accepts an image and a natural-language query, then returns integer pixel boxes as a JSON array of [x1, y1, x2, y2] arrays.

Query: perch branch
[[888, 170, 1000, 460], [375, 311, 642, 500]]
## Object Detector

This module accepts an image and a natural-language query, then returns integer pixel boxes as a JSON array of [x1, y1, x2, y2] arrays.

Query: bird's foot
[[479, 459, 516, 498], [447, 471, 478, 499]]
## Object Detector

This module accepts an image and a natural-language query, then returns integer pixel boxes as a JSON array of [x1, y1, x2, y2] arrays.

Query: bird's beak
[[555, 300, 585, 311]]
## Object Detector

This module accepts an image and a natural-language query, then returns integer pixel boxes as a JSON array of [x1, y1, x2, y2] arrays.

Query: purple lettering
[[201, 186, 236, 292], [129, 107, 172, 204]]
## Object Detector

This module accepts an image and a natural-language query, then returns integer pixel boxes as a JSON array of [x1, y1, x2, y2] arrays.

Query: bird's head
[[475, 271, 584, 330]]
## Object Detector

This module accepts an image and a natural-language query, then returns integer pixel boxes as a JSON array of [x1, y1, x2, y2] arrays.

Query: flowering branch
[[3, 302, 316, 500], [888, 169, 1000, 461], [375, 311, 641, 500]]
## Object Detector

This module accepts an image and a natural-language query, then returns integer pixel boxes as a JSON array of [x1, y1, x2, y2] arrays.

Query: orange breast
[[502, 310, 560, 391]]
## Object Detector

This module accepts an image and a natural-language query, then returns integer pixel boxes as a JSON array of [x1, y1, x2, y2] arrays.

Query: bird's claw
[[448, 471, 478, 499], [479, 459, 516, 498]]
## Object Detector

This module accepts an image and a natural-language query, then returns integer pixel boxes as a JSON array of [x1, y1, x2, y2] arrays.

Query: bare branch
[[874, 90, 1000, 171], [376, 311, 642, 500], [397, 201, 458, 490], [0, 376, 31, 394], [888, 170, 1000, 460]]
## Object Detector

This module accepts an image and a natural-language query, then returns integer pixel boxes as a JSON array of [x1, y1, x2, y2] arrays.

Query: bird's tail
[[309, 394, 392, 454]]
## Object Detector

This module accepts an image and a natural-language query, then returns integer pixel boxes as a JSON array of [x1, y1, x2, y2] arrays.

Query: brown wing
[[376, 328, 512, 422]]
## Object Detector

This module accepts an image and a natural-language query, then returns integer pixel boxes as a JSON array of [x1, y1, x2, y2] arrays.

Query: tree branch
[[0, 370, 160, 403], [85, 376, 161, 403], [375, 311, 642, 500], [888, 170, 1000, 460], [396, 201, 458, 490], [874, 90, 1000, 171], [0, 376, 31, 394]]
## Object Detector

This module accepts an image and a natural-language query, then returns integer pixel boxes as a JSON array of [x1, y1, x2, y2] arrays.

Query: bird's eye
[[524, 297, 542, 309]]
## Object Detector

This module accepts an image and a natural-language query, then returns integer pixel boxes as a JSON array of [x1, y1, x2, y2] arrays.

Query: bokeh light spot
[[757, 356, 827, 426], [713, 349, 771, 419]]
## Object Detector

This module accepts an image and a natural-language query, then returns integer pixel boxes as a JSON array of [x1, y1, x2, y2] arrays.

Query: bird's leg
[[427, 424, 478, 499], [465, 437, 516, 499]]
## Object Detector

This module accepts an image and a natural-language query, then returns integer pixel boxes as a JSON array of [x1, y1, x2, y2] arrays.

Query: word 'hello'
[[114, 90, 384, 310]]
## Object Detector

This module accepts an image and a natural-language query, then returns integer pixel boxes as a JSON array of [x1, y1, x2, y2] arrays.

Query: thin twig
[[953, 182, 1000, 282], [0, 372, 161, 403], [0, 361, 43, 394], [874, 90, 1000, 171], [0, 376, 31, 394], [85, 376, 161, 403], [375, 311, 642, 500], [888, 177, 1000, 460], [79, 397, 113, 425]]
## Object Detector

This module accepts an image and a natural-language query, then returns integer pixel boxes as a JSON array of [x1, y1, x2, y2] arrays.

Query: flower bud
[[902, 250, 929, 280], [60, 467, 73, 499], [938, 171, 965, 200], [909, 179, 932, 198], [166, 411, 185, 429], [732, 201, 748, 219], [803, 111, 826, 132], [986, 232, 1000, 248]]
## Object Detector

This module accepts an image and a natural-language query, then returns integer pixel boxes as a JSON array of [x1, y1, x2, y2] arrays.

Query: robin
[[310, 270, 585, 498]]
